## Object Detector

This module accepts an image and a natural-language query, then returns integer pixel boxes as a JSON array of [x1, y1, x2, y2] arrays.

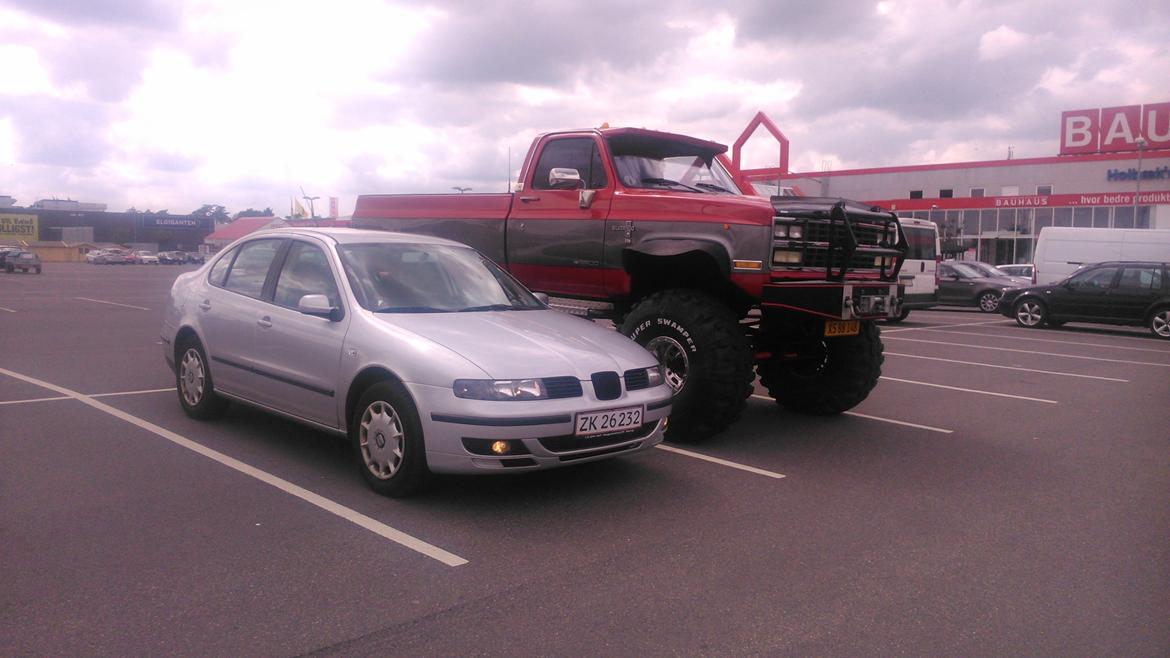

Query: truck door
[[507, 136, 612, 297]]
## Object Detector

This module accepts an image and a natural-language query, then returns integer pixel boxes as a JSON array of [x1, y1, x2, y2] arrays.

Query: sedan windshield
[[338, 242, 544, 313]]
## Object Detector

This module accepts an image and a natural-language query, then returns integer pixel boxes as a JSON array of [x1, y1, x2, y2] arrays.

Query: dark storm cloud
[[0, 95, 114, 167], [397, 1, 695, 88], [0, 0, 180, 29]]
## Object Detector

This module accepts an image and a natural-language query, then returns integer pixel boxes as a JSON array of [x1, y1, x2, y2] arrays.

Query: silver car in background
[[161, 228, 672, 496]]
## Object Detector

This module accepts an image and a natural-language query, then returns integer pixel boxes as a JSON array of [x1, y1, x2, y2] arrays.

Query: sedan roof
[[260, 227, 469, 248]]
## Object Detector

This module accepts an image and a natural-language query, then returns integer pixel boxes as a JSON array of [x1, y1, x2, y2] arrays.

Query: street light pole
[[1133, 137, 1147, 223]]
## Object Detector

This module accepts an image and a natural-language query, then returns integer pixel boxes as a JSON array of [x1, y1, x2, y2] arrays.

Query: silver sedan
[[161, 228, 672, 496]]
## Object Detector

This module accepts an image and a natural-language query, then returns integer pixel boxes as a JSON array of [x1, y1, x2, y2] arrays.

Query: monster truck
[[352, 126, 907, 442]]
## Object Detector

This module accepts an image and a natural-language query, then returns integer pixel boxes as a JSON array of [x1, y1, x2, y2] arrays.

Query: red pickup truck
[[354, 126, 906, 442]]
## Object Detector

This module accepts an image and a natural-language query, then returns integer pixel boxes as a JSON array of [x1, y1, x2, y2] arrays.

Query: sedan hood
[[374, 310, 656, 380]]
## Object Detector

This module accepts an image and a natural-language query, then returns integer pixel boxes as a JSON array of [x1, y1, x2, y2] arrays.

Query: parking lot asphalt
[[2, 263, 1168, 656]]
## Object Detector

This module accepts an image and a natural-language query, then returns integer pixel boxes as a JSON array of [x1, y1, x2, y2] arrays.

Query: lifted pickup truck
[[354, 126, 906, 442]]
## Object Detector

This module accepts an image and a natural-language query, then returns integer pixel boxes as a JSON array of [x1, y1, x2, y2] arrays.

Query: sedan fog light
[[490, 440, 510, 455]]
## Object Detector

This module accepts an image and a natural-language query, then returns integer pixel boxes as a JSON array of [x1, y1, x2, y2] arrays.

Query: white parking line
[[655, 444, 786, 479], [920, 328, 1170, 354], [883, 319, 1005, 334], [885, 352, 1129, 382], [842, 412, 954, 434], [0, 305, 15, 313], [885, 336, 1170, 368], [0, 387, 174, 406], [879, 376, 1058, 404], [749, 394, 953, 434], [0, 366, 468, 567], [76, 297, 150, 311]]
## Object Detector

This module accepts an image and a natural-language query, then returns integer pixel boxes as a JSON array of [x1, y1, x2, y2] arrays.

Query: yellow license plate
[[824, 320, 860, 337]]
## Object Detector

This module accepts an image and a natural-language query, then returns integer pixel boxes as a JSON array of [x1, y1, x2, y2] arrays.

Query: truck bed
[[352, 193, 514, 263]]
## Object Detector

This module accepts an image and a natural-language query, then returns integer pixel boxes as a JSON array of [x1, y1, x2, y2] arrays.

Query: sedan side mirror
[[298, 294, 342, 321]]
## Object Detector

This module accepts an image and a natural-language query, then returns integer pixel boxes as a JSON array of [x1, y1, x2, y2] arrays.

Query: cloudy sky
[[1, 0, 1167, 216]]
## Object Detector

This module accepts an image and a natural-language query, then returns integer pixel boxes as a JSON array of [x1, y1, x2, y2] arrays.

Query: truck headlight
[[454, 379, 548, 400], [773, 250, 802, 265], [774, 224, 803, 239]]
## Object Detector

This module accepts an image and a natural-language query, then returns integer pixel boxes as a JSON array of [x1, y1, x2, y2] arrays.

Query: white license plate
[[574, 405, 644, 437]]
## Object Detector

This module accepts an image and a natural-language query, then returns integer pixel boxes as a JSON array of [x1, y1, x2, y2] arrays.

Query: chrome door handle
[[257, 317, 272, 328], [198, 300, 211, 311]]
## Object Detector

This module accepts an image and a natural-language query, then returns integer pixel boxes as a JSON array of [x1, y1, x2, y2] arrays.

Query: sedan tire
[[978, 290, 1001, 313], [1014, 298, 1048, 328], [1150, 306, 1170, 340], [176, 338, 229, 420], [351, 381, 430, 497]]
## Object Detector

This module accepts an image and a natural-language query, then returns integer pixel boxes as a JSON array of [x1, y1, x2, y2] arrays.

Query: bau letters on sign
[[1061, 102, 1170, 155]]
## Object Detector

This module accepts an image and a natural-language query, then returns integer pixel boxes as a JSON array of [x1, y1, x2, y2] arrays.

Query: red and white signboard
[[1061, 102, 1170, 154]]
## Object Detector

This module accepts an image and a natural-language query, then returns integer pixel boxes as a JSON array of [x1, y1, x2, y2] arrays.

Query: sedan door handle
[[198, 300, 211, 311], [257, 316, 272, 329]]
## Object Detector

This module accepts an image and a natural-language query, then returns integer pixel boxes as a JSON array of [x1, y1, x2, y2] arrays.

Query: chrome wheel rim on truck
[[646, 335, 688, 393]]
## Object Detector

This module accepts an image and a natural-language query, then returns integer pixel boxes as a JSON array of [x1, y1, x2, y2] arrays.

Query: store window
[[1137, 206, 1151, 229], [1093, 207, 1111, 228], [963, 210, 980, 236], [1034, 208, 1053, 234], [1115, 206, 1135, 228], [1053, 208, 1073, 227], [909, 190, 923, 199], [970, 187, 985, 197], [1073, 207, 1093, 228], [939, 189, 953, 198], [1036, 185, 1053, 195], [980, 209, 997, 234]]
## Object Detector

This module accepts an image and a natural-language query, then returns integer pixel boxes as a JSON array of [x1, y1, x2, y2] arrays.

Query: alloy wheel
[[179, 348, 205, 406], [359, 400, 405, 480], [1152, 309, 1170, 338], [1016, 301, 1044, 327]]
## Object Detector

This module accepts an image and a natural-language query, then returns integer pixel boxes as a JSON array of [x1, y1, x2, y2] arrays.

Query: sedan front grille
[[623, 368, 649, 391], [543, 376, 583, 399]]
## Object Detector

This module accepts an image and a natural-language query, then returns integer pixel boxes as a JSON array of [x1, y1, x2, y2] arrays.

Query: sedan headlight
[[454, 378, 548, 401], [646, 365, 664, 387]]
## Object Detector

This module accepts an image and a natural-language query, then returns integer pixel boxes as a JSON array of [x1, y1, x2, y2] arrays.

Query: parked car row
[[85, 249, 206, 264]]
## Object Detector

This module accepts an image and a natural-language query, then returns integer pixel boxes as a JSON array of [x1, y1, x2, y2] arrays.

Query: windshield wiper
[[694, 182, 733, 194], [457, 304, 518, 312], [641, 177, 702, 192], [373, 306, 449, 313]]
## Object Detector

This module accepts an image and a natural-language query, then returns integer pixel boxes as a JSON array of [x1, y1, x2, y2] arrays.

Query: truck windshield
[[338, 243, 544, 313], [608, 138, 741, 195]]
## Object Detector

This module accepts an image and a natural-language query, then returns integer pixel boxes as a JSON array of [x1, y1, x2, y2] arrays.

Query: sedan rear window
[[223, 239, 281, 299]]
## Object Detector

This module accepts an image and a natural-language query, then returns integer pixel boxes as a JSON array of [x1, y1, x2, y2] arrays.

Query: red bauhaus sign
[[1061, 102, 1170, 155]]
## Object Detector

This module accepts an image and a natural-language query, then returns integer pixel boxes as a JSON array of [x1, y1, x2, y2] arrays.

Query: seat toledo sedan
[[161, 228, 672, 496]]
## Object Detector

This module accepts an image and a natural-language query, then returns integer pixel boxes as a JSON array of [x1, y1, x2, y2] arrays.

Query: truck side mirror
[[548, 167, 584, 189]]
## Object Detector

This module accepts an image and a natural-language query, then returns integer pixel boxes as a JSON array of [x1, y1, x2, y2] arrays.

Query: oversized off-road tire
[[620, 290, 753, 443], [757, 320, 883, 415], [350, 381, 431, 497]]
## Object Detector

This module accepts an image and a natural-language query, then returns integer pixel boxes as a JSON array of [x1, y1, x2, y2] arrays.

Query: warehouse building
[[0, 199, 213, 252], [740, 102, 1170, 264]]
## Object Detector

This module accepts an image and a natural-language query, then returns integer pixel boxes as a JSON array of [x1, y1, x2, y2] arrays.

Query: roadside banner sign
[[0, 213, 37, 242]]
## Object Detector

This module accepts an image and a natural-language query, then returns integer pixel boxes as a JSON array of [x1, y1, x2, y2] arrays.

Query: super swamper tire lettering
[[620, 290, 753, 443], [757, 320, 883, 415]]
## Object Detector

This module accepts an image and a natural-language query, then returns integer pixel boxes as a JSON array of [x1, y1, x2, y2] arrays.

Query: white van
[[891, 216, 940, 322], [1033, 227, 1170, 284]]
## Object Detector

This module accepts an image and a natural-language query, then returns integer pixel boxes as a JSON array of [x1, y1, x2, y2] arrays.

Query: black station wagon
[[1000, 261, 1170, 339]]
